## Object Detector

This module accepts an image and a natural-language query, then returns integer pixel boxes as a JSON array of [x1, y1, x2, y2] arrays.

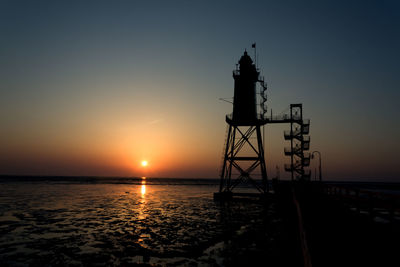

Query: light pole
[[311, 151, 322, 182]]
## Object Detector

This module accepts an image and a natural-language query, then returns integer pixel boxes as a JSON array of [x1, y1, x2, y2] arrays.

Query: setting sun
[[141, 160, 148, 167]]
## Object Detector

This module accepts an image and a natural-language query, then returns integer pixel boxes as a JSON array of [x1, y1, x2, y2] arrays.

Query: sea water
[[0, 177, 277, 266]]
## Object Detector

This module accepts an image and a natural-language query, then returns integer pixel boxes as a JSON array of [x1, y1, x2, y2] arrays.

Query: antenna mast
[[252, 43, 257, 68]]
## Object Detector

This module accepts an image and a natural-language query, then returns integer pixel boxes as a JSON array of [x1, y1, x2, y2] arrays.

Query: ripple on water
[[0, 183, 276, 265]]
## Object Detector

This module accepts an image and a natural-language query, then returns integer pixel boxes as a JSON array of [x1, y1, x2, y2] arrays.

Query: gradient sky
[[0, 0, 399, 180]]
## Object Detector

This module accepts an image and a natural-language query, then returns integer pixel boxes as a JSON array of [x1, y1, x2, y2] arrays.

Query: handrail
[[226, 113, 269, 121], [226, 113, 311, 124], [324, 184, 400, 199], [322, 184, 400, 222]]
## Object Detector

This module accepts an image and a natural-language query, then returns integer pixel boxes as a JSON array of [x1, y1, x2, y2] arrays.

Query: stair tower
[[283, 104, 311, 180]]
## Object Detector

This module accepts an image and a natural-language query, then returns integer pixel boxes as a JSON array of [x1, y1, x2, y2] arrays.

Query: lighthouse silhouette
[[232, 51, 258, 124], [217, 50, 268, 198]]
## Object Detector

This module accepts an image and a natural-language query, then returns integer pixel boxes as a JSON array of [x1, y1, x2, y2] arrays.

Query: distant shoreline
[[0, 175, 399, 188], [0, 174, 398, 183]]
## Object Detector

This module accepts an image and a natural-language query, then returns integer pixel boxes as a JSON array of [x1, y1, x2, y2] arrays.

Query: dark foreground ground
[[209, 196, 303, 267], [275, 182, 400, 267]]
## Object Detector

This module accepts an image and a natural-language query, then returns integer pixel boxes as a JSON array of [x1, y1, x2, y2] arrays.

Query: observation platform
[[225, 114, 311, 126], [225, 114, 266, 126]]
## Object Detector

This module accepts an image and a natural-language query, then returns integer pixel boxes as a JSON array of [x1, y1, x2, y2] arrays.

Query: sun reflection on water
[[138, 177, 147, 237], [141, 184, 146, 196], [141, 177, 146, 197]]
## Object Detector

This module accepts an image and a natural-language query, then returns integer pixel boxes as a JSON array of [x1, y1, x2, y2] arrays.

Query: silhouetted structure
[[311, 150, 322, 181], [216, 48, 311, 199], [283, 104, 311, 180], [217, 51, 268, 196]]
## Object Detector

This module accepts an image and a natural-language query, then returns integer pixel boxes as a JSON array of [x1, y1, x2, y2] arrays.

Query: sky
[[0, 0, 399, 180]]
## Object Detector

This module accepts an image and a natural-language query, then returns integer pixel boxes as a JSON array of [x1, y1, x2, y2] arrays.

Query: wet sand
[[0, 181, 297, 266]]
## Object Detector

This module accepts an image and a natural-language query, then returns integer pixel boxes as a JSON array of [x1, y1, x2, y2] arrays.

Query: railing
[[268, 114, 301, 121], [285, 147, 309, 156], [284, 164, 293, 171], [284, 129, 305, 139], [303, 125, 310, 134], [227, 111, 310, 125], [284, 130, 294, 139], [284, 131, 292, 140], [226, 113, 268, 122], [323, 184, 400, 223], [284, 147, 293, 155], [292, 190, 313, 267], [303, 142, 310, 150]]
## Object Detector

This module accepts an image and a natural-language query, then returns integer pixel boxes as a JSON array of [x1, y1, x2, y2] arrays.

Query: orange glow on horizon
[[5, 114, 220, 178]]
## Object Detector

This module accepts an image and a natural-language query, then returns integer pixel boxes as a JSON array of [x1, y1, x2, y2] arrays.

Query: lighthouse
[[215, 47, 312, 200], [232, 51, 259, 125], [217, 50, 268, 197]]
